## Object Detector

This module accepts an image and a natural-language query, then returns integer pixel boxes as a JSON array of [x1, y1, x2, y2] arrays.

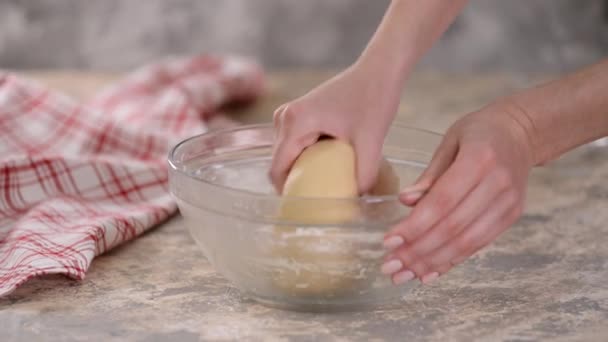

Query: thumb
[[269, 104, 320, 193], [353, 139, 384, 194], [399, 132, 459, 205]]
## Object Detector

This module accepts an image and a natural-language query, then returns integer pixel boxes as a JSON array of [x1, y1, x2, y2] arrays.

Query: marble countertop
[[1, 70, 607, 341]]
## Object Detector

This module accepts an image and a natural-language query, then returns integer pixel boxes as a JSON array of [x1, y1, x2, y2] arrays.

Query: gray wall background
[[1, 0, 607, 72]]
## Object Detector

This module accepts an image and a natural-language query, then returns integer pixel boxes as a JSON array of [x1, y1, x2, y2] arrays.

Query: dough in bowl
[[270, 139, 399, 297]]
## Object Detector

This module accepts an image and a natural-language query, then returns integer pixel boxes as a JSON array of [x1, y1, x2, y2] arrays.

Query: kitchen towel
[[0, 55, 264, 296]]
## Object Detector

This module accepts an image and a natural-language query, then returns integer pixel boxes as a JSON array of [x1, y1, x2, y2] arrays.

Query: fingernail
[[381, 259, 403, 275], [392, 270, 415, 285], [400, 190, 424, 202], [383, 236, 404, 250], [400, 181, 430, 194], [422, 272, 439, 284]]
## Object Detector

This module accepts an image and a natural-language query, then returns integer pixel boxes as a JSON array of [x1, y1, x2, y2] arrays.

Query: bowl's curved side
[[168, 123, 441, 311]]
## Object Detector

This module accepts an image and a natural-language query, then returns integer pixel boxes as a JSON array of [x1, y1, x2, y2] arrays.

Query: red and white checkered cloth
[[0, 55, 264, 296]]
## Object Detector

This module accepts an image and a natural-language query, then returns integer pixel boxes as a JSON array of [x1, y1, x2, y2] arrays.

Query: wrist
[[353, 51, 412, 94], [489, 98, 539, 167]]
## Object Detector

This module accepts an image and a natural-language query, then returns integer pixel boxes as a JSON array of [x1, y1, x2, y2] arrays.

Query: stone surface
[[1, 71, 607, 341]]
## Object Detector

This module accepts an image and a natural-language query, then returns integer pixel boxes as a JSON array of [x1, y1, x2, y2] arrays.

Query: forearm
[[505, 59, 608, 165], [357, 0, 468, 85]]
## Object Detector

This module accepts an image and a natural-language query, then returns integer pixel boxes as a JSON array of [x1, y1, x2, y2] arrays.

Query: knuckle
[[278, 104, 299, 126], [414, 234, 445, 258], [436, 263, 452, 274], [395, 249, 415, 267], [400, 225, 424, 243], [472, 234, 489, 252], [272, 104, 287, 121], [272, 105, 283, 117], [409, 262, 429, 278], [398, 231, 416, 246], [476, 145, 498, 170], [428, 247, 455, 269], [431, 192, 456, 214], [442, 215, 466, 235], [410, 206, 437, 230], [455, 233, 476, 255], [450, 254, 469, 266], [426, 256, 442, 270], [408, 241, 431, 260]]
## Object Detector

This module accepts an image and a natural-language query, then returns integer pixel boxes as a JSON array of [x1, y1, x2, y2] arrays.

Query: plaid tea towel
[[0, 55, 264, 296]]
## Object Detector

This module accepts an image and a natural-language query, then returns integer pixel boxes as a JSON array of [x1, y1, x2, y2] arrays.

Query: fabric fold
[[0, 55, 264, 296]]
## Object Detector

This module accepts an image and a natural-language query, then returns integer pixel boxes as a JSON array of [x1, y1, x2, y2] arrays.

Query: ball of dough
[[270, 139, 400, 297], [271, 226, 362, 297], [271, 140, 360, 296], [278, 139, 359, 224], [363, 157, 402, 221]]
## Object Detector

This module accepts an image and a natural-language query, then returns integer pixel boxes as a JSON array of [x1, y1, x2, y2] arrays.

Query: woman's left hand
[[381, 100, 536, 285]]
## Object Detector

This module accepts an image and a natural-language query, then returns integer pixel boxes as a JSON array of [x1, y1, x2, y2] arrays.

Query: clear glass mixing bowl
[[168, 123, 442, 312]]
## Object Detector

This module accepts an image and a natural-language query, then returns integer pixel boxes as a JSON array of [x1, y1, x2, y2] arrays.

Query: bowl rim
[[167, 123, 442, 203]]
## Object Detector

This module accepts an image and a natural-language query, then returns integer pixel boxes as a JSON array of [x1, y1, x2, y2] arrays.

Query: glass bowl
[[168, 123, 442, 312]]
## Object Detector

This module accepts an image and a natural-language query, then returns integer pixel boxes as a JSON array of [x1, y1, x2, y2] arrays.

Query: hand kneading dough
[[278, 139, 359, 223], [270, 139, 399, 297]]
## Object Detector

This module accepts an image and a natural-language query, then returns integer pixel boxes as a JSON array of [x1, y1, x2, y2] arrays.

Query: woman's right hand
[[269, 62, 402, 194]]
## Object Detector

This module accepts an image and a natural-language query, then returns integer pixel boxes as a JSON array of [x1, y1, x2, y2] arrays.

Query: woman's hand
[[381, 58, 608, 285], [269, 0, 467, 193], [270, 62, 401, 193], [381, 101, 535, 285]]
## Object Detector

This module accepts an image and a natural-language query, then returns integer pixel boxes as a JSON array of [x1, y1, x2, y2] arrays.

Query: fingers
[[411, 188, 522, 282], [386, 148, 487, 247], [388, 170, 507, 278], [271, 101, 388, 194], [269, 104, 320, 193], [400, 131, 459, 206], [269, 137, 304, 193], [272, 104, 288, 130], [353, 138, 383, 194]]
